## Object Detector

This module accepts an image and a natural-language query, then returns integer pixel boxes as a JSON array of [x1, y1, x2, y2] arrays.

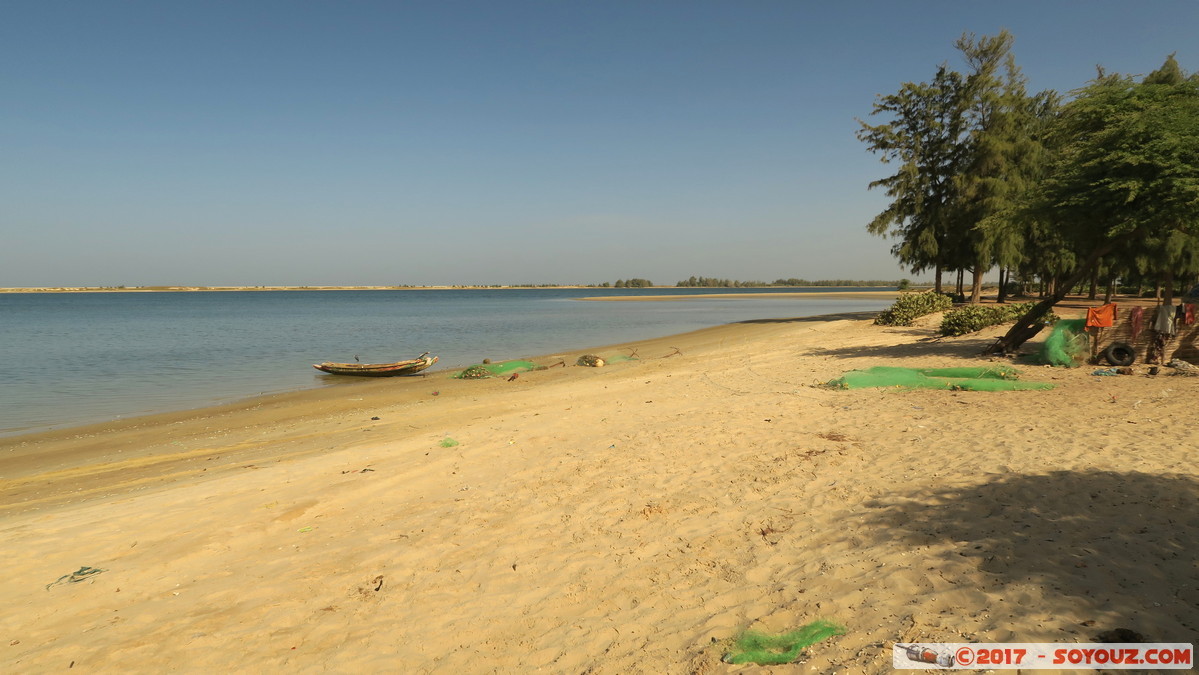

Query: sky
[[3, 1, 1196, 287]]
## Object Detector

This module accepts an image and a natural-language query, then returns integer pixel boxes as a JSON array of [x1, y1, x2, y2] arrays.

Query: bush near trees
[[874, 291, 954, 326], [938, 302, 1054, 337]]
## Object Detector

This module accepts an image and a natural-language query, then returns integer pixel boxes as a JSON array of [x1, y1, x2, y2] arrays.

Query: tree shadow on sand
[[741, 312, 1006, 360], [803, 334, 1001, 361], [859, 470, 1199, 643]]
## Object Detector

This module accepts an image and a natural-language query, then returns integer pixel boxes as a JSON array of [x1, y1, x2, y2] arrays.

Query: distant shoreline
[[0, 285, 908, 294]]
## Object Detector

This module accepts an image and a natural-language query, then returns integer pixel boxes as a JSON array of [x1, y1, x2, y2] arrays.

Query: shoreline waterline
[[0, 311, 883, 517], [0, 290, 897, 437], [0, 310, 884, 448]]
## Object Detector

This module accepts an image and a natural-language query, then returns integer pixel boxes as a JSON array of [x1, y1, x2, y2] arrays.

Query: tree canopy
[[858, 31, 1055, 301], [860, 34, 1199, 353], [857, 64, 967, 292], [986, 54, 1199, 352]]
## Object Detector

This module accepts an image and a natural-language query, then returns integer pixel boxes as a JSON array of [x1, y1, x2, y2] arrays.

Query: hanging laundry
[[1130, 305, 1145, 342], [1154, 304, 1177, 336], [1085, 303, 1116, 328], [1186, 303, 1195, 326], [1148, 334, 1168, 364]]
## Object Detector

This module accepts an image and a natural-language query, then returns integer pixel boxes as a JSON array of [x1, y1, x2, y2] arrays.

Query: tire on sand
[[1102, 342, 1135, 367]]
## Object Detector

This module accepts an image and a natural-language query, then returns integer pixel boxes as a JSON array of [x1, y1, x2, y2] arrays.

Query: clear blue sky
[[3, 1, 1196, 287]]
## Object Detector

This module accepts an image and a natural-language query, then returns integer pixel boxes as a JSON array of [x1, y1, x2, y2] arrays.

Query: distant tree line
[[858, 30, 1199, 352], [675, 276, 908, 288]]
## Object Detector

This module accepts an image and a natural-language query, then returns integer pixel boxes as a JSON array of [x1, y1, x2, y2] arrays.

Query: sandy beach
[[2, 305, 1196, 673], [578, 291, 905, 302]]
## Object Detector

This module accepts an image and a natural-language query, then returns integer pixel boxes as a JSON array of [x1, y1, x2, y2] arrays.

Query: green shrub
[[938, 302, 1057, 337], [874, 291, 955, 326]]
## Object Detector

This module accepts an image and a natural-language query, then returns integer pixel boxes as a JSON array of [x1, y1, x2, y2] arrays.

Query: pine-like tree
[[953, 31, 1054, 303], [858, 65, 969, 293]]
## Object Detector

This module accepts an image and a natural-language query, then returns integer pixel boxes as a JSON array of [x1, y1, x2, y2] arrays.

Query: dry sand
[[2, 307, 1196, 673]]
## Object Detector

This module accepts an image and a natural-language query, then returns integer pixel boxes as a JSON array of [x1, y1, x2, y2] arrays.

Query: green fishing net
[[724, 620, 846, 665], [917, 366, 1020, 379], [452, 360, 537, 379], [825, 366, 1052, 391], [1039, 318, 1089, 367]]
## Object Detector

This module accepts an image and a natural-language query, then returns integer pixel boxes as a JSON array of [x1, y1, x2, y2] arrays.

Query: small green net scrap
[[724, 620, 846, 665], [452, 360, 537, 379], [1039, 318, 1089, 367], [824, 366, 1052, 391], [46, 566, 106, 591]]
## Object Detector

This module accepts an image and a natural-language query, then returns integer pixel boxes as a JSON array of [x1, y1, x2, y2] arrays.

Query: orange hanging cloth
[[1085, 303, 1116, 328]]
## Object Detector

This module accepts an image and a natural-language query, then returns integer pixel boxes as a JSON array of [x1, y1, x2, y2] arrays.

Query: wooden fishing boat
[[313, 352, 438, 377]]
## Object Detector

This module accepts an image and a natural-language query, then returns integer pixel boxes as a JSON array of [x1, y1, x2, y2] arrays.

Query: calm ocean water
[[0, 288, 893, 436]]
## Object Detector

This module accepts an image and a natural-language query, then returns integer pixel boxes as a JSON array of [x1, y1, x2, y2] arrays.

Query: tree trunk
[[934, 267, 943, 294], [1088, 267, 1099, 300], [970, 264, 984, 304], [1103, 276, 1115, 304], [956, 269, 964, 298], [997, 268, 1008, 304], [1163, 269, 1175, 306], [985, 244, 1116, 355]]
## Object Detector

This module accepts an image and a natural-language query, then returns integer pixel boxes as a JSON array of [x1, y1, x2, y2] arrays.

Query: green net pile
[[826, 366, 1052, 391], [1039, 318, 1089, 367], [452, 360, 537, 379], [724, 620, 846, 665]]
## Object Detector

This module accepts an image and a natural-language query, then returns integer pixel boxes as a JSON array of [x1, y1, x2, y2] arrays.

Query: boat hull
[[313, 355, 438, 377]]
